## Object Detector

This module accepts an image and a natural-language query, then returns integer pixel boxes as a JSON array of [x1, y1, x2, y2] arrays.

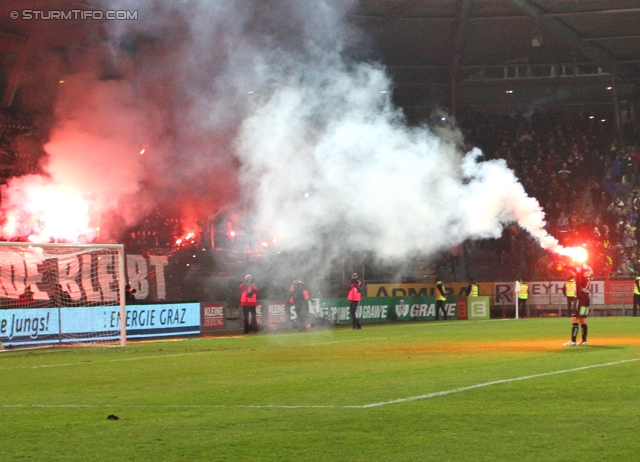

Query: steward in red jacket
[[238, 275, 259, 333], [347, 273, 362, 330]]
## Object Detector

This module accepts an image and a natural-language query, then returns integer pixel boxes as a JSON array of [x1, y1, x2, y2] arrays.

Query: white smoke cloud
[[236, 63, 558, 258]]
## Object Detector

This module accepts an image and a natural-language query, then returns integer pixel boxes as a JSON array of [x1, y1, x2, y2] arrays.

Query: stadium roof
[[351, 0, 640, 79], [0, 0, 638, 111]]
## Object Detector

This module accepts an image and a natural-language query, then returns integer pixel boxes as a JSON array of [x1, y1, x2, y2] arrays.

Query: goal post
[[0, 242, 127, 349]]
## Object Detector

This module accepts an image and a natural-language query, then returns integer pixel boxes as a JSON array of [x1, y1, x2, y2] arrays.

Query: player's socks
[[581, 324, 588, 343], [571, 323, 579, 343]]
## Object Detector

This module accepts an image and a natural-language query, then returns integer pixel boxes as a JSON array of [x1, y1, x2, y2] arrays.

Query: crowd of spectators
[[458, 108, 640, 279]]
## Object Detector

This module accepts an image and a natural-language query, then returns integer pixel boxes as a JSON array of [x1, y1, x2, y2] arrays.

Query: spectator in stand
[[618, 255, 634, 275], [623, 224, 636, 256], [17, 285, 35, 307], [347, 273, 363, 330], [51, 284, 73, 307], [603, 173, 616, 202], [624, 150, 637, 185], [590, 182, 605, 211], [557, 212, 570, 235], [238, 274, 259, 334], [125, 284, 137, 304], [611, 154, 623, 183], [557, 163, 572, 189], [627, 207, 638, 228]]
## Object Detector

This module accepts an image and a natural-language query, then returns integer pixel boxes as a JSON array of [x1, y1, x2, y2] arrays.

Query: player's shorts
[[578, 305, 590, 318]]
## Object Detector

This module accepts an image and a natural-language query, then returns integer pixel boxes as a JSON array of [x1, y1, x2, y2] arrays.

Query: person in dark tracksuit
[[347, 273, 362, 330], [289, 279, 310, 331], [564, 264, 593, 346], [564, 287, 590, 346]]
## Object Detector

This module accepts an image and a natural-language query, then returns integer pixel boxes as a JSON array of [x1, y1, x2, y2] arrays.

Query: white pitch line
[[3, 357, 638, 410], [360, 357, 640, 408]]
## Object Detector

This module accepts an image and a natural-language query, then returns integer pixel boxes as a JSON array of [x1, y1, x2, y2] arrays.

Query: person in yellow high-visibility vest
[[562, 277, 576, 315], [435, 277, 448, 321], [517, 278, 528, 317], [634, 275, 640, 317], [466, 279, 479, 297]]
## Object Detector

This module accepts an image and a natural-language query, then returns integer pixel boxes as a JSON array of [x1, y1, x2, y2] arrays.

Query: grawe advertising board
[[493, 281, 605, 305], [388, 296, 457, 321], [0, 303, 201, 348], [310, 298, 350, 322], [310, 298, 389, 324], [342, 298, 391, 324], [311, 296, 457, 324]]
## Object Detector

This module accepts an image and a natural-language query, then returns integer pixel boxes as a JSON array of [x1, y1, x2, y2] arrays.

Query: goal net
[[0, 242, 126, 349]]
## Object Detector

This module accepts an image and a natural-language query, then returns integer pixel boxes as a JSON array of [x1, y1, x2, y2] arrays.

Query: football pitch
[[2, 317, 640, 461]]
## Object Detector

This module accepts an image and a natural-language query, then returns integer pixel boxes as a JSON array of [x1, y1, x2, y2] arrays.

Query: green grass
[[2, 318, 640, 461]]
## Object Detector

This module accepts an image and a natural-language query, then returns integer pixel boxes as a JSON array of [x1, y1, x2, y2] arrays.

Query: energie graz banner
[[0, 302, 201, 347]]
